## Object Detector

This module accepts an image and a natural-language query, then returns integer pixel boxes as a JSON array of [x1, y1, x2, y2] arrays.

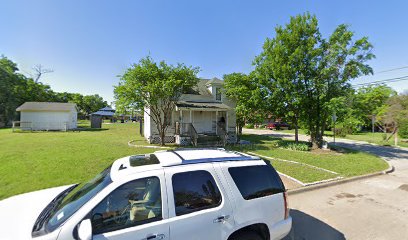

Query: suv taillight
[[283, 191, 289, 219]]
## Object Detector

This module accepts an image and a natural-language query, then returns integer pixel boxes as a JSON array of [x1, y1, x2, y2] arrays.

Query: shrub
[[245, 123, 254, 129], [275, 140, 310, 151], [382, 133, 387, 141], [334, 127, 348, 137], [399, 120, 408, 139]]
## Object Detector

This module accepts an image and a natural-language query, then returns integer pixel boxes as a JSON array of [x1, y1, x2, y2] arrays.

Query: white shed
[[16, 102, 78, 131]]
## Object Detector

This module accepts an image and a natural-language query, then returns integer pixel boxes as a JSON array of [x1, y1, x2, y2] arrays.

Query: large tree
[[255, 13, 374, 148], [114, 56, 199, 145], [377, 92, 408, 144], [354, 85, 396, 131], [0, 55, 109, 125], [224, 72, 266, 136]]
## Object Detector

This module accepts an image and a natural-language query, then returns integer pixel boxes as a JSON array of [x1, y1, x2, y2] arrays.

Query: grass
[[230, 134, 388, 183], [0, 122, 155, 200], [334, 131, 408, 148], [0, 123, 389, 199], [275, 127, 408, 148]]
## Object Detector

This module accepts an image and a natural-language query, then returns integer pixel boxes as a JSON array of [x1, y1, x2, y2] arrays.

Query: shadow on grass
[[240, 134, 285, 144], [283, 209, 346, 240], [10, 127, 108, 133], [239, 134, 311, 152], [226, 144, 270, 151], [74, 127, 108, 132]]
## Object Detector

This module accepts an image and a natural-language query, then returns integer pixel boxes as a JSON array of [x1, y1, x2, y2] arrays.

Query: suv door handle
[[213, 215, 230, 223], [144, 234, 165, 240]]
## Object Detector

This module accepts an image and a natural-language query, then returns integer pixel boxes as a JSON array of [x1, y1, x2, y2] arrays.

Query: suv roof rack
[[154, 148, 260, 167]]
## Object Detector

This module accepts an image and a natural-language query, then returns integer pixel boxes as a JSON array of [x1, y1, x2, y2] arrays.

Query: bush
[[334, 127, 348, 137], [399, 120, 408, 139], [259, 124, 266, 129], [274, 140, 310, 151], [245, 123, 254, 129], [382, 133, 387, 141]]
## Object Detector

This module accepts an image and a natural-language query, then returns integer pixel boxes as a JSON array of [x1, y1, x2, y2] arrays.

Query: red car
[[267, 122, 290, 130]]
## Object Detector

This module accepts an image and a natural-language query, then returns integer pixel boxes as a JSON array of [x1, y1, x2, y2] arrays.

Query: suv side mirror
[[77, 219, 92, 240]]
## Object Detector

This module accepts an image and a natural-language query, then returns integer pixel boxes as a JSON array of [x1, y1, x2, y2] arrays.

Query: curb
[[287, 164, 395, 196], [246, 150, 395, 195], [127, 140, 171, 149]]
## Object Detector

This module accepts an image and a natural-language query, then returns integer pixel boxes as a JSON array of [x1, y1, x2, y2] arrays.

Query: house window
[[215, 87, 222, 101]]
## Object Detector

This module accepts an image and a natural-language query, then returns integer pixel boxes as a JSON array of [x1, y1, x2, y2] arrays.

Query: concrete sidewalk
[[243, 128, 408, 239]]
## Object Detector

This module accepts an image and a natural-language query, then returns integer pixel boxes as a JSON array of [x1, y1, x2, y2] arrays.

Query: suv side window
[[90, 177, 162, 234], [172, 170, 222, 216], [228, 164, 285, 200]]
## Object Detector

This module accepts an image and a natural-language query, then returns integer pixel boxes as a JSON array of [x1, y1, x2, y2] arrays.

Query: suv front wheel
[[230, 231, 263, 240]]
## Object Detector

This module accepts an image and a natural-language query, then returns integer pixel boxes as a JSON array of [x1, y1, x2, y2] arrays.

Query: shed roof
[[99, 106, 115, 112], [91, 111, 115, 116], [16, 102, 77, 112]]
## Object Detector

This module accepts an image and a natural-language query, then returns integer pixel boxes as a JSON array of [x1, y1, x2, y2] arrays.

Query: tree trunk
[[294, 122, 299, 143], [238, 124, 243, 135], [160, 129, 165, 146]]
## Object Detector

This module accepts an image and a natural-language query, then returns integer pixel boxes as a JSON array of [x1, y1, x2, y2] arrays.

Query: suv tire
[[231, 231, 263, 240]]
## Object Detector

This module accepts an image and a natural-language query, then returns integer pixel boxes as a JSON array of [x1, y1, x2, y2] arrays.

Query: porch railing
[[179, 122, 198, 146]]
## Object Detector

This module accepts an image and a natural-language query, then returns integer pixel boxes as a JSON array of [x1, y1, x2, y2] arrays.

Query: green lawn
[[334, 132, 408, 148], [0, 123, 154, 200], [0, 124, 389, 200], [273, 127, 408, 148], [231, 134, 388, 183]]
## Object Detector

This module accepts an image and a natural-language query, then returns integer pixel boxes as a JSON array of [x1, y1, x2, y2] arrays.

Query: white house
[[144, 78, 237, 146], [16, 102, 78, 131]]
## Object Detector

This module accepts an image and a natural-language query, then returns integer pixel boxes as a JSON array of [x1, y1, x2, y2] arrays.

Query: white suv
[[0, 149, 292, 240]]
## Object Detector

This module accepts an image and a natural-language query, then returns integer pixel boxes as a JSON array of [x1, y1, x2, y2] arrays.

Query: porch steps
[[196, 134, 222, 147]]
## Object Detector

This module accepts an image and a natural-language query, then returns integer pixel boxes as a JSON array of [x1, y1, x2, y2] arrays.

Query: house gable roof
[[188, 78, 224, 97], [16, 102, 77, 112], [205, 77, 224, 85]]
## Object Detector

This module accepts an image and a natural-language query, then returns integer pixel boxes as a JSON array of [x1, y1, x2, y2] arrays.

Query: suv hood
[[0, 185, 73, 240]]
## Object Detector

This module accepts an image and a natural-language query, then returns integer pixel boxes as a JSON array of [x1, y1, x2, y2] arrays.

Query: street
[[243, 129, 408, 240]]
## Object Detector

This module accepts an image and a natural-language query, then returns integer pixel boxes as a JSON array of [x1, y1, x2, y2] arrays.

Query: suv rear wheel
[[230, 231, 263, 240]]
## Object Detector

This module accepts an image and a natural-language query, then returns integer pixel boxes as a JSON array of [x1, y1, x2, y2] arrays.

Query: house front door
[[193, 111, 213, 133]]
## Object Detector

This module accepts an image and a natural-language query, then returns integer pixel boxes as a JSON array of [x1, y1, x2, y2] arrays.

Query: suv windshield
[[33, 165, 112, 235]]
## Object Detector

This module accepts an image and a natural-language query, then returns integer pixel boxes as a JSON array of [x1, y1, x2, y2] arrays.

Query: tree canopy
[[0, 55, 108, 125], [114, 56, 199, 145], [223, 72, 266, 136], [254, 13, 375, 148]]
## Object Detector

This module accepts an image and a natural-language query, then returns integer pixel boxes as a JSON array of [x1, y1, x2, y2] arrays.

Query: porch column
[[215, 111, 218, 134], [189, 110, 192, 123], [226, 111, 228, 133], [179, 110, 183, 135]]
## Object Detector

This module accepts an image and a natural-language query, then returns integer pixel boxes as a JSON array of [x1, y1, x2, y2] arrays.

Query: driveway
[[243, 129, 408, 239]]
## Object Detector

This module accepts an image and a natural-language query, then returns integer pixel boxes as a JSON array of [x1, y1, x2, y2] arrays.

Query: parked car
[[0, 149, 292, 240], [267, 122, 291, 130]]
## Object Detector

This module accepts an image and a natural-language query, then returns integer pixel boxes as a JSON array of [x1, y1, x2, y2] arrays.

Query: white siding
[[193, 111, 213, 133], [144, 108, 151, 140], [20, 110, 77, 130]]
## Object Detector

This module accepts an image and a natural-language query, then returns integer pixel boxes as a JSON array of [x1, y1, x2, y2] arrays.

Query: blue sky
[[2, 0, 408, 104]]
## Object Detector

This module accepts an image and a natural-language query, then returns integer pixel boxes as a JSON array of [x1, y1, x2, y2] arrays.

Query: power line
[[375, 66, 408, 74], [352, 75, 408, 87]]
